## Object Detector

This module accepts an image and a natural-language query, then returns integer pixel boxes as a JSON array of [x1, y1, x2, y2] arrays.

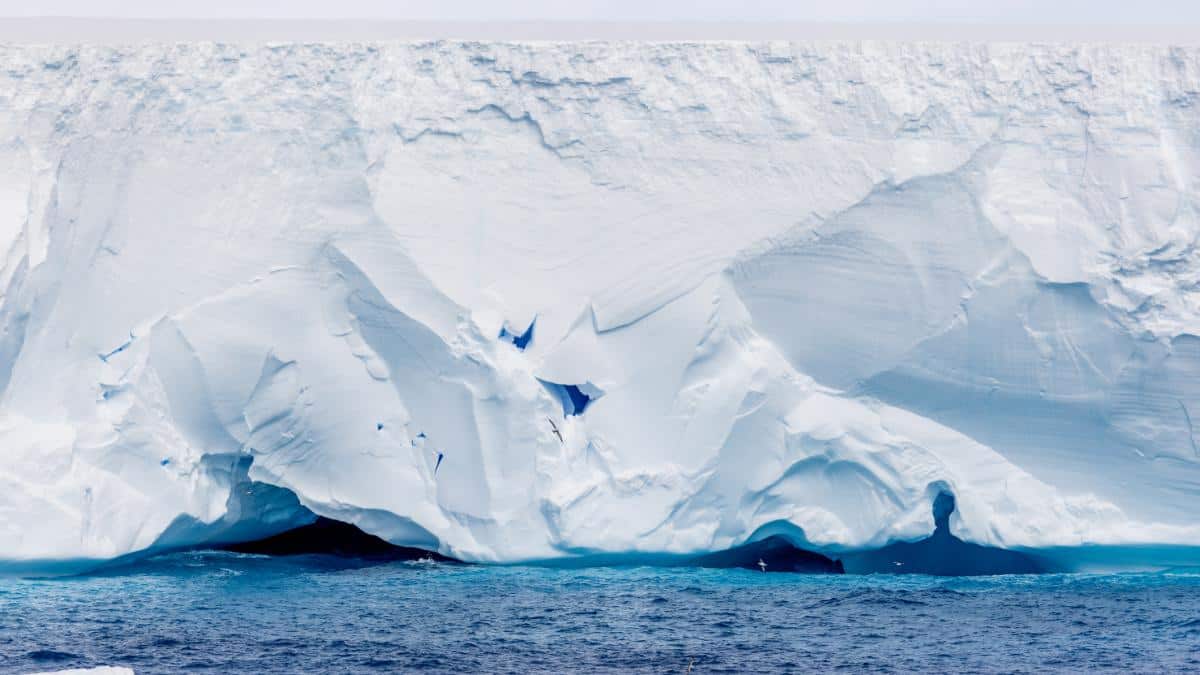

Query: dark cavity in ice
[[499, 318, 535, 350], [222, 517, 459, 562], [843, 492, 1054, 575], [690, 536, 845, 574], [539, 379, 601, 416]]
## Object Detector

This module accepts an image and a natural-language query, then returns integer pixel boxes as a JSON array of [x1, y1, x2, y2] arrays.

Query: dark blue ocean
[[2, 552, 1199, 674]]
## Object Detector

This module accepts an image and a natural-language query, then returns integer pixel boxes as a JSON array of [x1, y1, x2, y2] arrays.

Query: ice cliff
[[2, 40, 1200, 570]]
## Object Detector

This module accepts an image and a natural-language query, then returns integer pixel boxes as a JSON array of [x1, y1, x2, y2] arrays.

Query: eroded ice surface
[[1, 41, 1199, 570]]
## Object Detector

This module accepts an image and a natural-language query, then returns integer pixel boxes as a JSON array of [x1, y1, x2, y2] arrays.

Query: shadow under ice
[[841, 493, 1055, 575], [220, 517, 459, 562]]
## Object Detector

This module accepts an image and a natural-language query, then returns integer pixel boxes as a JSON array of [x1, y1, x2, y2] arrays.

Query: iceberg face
[[2, 41, 1199, 569]]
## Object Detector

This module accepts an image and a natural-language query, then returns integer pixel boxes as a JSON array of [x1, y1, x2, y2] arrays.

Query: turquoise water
[[2, 552, 1199, 673]]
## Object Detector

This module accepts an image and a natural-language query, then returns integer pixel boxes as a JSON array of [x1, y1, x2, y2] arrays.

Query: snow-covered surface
[[1, 40, 1199, 569], [4, 19, 1200, 44]]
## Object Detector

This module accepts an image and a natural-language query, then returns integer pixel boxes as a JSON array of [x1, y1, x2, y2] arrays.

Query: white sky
[[5, 0, 1200, 24]]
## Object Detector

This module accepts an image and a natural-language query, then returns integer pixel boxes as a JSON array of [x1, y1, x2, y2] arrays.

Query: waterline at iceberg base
[[3, 41, 1200, 574]]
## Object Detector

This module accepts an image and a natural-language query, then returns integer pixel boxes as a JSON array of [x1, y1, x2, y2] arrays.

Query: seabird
[[547, 417, 563, 444], [757, 558, 767, 572]]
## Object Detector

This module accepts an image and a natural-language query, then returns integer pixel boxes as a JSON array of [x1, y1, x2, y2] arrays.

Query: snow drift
[[2, 40, 1200, 571]]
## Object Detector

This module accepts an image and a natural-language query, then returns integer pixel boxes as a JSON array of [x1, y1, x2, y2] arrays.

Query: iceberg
[[1, 40, 1199, 572]]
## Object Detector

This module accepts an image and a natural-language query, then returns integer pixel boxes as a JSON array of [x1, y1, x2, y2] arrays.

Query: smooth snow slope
[[1, 41, 1199, 568]]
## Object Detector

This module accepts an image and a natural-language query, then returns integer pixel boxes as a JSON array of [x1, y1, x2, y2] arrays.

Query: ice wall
[[1, 41, 1199, 567]]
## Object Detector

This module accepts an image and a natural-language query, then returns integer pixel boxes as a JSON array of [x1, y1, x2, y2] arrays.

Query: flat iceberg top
[[4, 19, 1200, 43], [1, 40, 1199, 568]]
